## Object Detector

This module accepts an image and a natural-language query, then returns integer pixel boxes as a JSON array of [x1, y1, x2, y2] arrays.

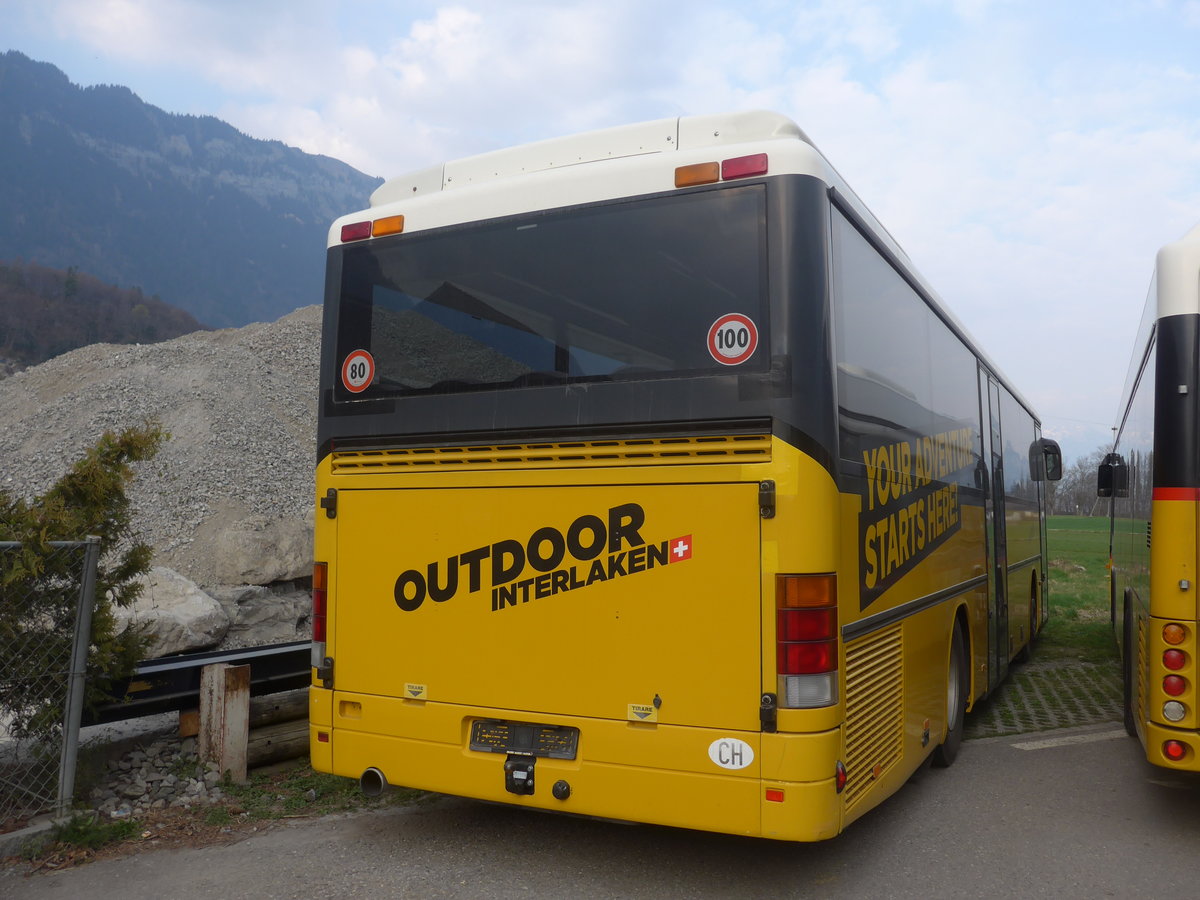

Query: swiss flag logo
[[669, 535, 692, 562]]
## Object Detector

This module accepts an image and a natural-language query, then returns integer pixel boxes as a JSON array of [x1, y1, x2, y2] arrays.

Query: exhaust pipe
[[360, 767, 390, 798]]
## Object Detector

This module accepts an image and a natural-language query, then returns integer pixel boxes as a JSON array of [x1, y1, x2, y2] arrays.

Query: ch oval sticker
[[708, 737, 754, 770]]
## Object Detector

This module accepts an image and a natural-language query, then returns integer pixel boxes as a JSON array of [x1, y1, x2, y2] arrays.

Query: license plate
[[469, 719, 579, 759]]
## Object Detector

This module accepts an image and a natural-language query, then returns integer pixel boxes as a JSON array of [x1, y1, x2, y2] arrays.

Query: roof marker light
[[722, 153, 768, 180], [340, 221, 372, 242], [372, 215, 405, 237], [675, 162, 720, 188]]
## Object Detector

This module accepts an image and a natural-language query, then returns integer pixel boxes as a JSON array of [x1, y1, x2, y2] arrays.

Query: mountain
[[0, 51, 383, 328], [0, 260, 206, 372]]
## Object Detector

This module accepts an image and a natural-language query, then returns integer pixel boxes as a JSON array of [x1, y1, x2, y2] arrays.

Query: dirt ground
[[1, 806, 277, 875]]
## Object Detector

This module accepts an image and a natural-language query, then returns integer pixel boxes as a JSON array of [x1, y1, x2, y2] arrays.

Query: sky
[[8, 0, 1200, 465]]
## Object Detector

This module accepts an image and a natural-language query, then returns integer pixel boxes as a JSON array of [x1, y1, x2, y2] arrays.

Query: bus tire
[[1013, 576, 1037, 664], [1122, 593, 1137, 738], [932, 621, 968, 768]]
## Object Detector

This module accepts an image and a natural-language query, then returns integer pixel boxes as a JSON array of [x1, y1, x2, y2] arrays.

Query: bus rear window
[[333, 185, 767, 398]]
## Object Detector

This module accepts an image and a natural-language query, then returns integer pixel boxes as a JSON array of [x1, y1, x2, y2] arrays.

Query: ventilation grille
[[331, 434, 772, 473], [844, 624, 904, 809], [1136, 613, 1146, 726]]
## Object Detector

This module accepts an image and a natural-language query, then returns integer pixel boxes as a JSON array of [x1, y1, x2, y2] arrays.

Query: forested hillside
[[0, 260, 205, 372], [0, 51, 382, 328]]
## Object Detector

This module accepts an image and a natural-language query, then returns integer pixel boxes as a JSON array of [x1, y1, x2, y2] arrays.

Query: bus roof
[[370, 111, 811, 207], [340, 110, 1040, 425]]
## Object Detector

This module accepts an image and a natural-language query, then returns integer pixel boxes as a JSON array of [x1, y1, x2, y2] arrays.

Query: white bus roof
[[370, 111, 811, 207], [335, 110, 1033, 418]]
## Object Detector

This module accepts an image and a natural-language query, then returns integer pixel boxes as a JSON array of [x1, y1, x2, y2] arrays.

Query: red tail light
[[312, 562, 328, 643], [1164, 675, 1187, 697], [1164, 649, 1187, 671], [776, 575, 838, 707]]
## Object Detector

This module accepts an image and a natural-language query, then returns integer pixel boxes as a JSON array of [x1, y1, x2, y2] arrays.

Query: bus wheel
[[1122, 593, 1137, 738], [1014, 581, 1036, 664], [932, 622, 968, 767]]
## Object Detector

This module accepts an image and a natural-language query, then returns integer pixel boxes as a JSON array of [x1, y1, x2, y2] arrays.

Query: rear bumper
[[308, 687, 843, 841], [1144, 720, 1200, 770]]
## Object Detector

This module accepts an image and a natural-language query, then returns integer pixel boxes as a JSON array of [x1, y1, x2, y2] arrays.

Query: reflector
[[1164, 740, 1187, 762]]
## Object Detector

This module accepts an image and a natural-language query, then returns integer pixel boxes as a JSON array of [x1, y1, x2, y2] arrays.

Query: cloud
[[13, 0, 1200, 461]]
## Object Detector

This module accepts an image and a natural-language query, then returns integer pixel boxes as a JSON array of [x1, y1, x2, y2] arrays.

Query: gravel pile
[[89, 736, 225, 818], [0, 307, 321, 583]]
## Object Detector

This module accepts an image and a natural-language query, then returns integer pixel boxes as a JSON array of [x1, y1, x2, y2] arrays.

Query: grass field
[[1041, 515, 1116, 663], [962, 514, 1122, 738]]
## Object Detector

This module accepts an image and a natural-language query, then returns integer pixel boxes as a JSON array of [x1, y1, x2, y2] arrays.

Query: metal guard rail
[[83, 640, 311, 725]]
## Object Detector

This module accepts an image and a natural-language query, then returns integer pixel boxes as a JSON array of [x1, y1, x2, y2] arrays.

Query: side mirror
[[1097, 452, 1128, 498], [1030, 438, 1063, 482]]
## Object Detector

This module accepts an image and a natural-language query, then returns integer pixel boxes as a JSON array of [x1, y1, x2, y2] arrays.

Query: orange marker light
[[1164, 623, 1187, 645], [675, 162, 720, 187], [372, 215, 405, 237]]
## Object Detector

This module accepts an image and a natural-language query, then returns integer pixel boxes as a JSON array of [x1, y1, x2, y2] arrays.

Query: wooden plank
[[178, 708, 199, 738], [247, 720, 310, 768], [198, 663, 250, 784], [248, 688, 309, 728]]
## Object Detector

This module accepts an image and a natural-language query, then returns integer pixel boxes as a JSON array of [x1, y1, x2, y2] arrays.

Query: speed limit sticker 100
[[707, 313, 759, 366], [341, 349, 375, 393]]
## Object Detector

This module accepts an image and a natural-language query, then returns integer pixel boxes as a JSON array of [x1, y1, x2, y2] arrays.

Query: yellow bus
[[1100, 222, 1200, 770], [309, 111, 1063, 841]]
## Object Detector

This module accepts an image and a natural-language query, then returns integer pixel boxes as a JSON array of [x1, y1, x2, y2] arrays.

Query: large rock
[[207, 512, 313, 585], [207, 583, 311, 648], [116, 567, 230, 656]]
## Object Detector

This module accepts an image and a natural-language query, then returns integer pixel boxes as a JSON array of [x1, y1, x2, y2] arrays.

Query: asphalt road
[[5, 724, 1200, 899]]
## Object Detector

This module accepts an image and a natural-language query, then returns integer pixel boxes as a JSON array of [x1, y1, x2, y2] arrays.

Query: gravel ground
[[0, 307, 320, 583]]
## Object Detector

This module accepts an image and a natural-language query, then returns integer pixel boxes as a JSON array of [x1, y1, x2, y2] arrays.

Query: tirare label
[[708, 737, 754, 770]]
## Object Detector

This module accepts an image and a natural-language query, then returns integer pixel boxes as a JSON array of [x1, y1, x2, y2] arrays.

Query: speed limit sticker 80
[[341, 349, 375, 393], [707, 313, 759, 366]]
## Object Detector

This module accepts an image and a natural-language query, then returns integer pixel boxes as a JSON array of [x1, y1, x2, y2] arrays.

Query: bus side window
[[1029, 437, 1064, 482], [1097, 452, 1129, 498]]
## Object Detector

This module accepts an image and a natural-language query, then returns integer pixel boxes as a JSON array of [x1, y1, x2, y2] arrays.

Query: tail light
[[1164, 675, 1187, 697], [1164, 740, 1188, 762], [776, 574, 838, 708], [312, 561, 328, 668]]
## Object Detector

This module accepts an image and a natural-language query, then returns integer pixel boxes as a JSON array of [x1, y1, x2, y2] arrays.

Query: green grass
[[19, 813, 140, 859], [1042, 515, 1117, 663], [220, 761, 422, 822]]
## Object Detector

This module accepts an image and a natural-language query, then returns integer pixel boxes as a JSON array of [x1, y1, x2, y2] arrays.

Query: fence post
[[56, 535, 101, 818], [199, 663, 251, 783]]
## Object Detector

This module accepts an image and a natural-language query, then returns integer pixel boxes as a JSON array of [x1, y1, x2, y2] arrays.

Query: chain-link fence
[[0, 538, 99, 830]]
